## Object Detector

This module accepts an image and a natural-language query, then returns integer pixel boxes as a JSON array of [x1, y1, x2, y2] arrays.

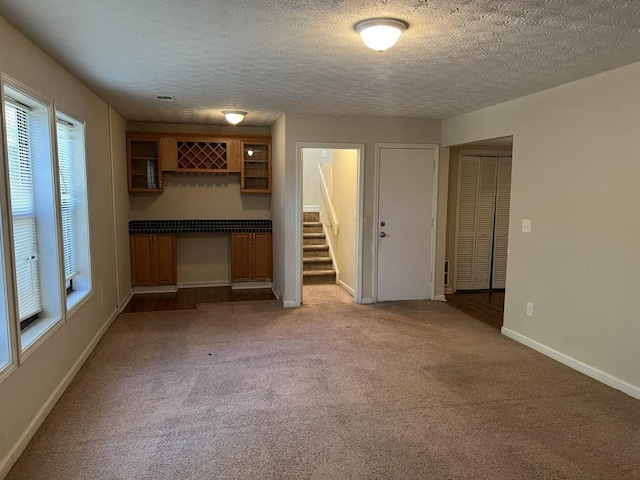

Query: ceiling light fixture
[[354, 18, 409, 53], [222, 110, 247, 126]]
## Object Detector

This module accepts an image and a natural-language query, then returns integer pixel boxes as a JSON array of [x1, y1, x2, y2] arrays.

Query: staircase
[[303, 212, 336, 284]]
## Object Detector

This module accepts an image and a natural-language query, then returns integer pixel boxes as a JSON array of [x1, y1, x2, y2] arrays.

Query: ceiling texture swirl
[[1, 0, 640, 126]]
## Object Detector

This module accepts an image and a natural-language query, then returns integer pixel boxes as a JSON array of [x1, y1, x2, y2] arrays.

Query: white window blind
[[56, 120, 77, 283], [4, 101, 43, 320]]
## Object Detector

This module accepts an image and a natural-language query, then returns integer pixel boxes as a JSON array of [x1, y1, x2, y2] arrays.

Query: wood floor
[[445, 290, 505, 329], [122, 286, 276, 313]]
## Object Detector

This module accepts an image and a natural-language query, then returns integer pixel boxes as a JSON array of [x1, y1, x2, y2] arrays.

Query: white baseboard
[[270, 285, 281, 301], [118, 289, 134, 313], [0, 308, 120, 479], [502, 327, 640, 400], [338, 280, 355, 296], [177, 280, 230, 289], [433, 295, 447, 302], [283, 300, 298, 308], [360, 297, 375, 304], [132, 285, 178, 294], [231, 281, 272, 290]]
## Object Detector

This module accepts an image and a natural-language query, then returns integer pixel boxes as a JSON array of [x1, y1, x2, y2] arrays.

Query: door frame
[[295, 142, 365, 305], [452, 149, 512, 293], [373, 143, 440, 302]]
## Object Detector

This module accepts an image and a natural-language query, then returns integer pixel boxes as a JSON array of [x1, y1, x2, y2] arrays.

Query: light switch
[[522, 219, 532, 233]]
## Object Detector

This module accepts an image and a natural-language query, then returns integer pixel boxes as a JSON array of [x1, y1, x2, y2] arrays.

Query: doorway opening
[[297, 144, 364, 306], [444, 136, 513, 328]]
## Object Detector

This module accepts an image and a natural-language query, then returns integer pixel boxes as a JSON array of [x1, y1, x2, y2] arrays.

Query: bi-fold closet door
[[455, 155, 512, 290]]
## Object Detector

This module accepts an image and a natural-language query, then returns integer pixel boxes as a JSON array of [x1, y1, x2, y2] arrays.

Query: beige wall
[[280, 113, 443, 305], [331, 149, 358, 293], [270, 115, 286, 302], [442, 61, 640, 395], [109, 108, 131, 305], [302, 148, 333, 209], [0, 18, 121, 475], [126, 122, 272, 286]]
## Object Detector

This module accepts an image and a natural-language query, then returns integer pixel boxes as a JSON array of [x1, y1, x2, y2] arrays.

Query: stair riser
[[303, 213, 320, 222], [303, 274, 336, 285], [303, 225, 323, 234], [303, 262, 334, 271], [303, 249, 330, 258], [303, 237, 326, 246]]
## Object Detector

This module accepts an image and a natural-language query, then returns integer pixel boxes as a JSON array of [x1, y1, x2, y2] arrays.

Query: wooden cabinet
[[231, 232, 272, 282], [241, 141, 271, 193], [130, 234, 177, 286], [166, 137, 242, 174], [127, 135, 164, 193]]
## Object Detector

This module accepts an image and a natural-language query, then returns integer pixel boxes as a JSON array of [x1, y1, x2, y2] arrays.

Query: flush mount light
[[354, 18, 409, 53], [222, 110, 247, 126]]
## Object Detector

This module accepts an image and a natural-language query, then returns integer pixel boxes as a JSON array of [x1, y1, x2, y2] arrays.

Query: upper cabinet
[[127, 135, 164, 193], [126, 132, 270, 193], [241, 141, 271, 193]]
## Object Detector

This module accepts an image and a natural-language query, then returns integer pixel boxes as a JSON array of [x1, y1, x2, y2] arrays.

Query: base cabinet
[[130, 234, 177, 286], [231, 232, 272, 282]]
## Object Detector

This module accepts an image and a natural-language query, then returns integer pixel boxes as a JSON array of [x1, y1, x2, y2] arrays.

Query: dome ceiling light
[[222, 110, 247, 125], [354, 18, 409, 53]]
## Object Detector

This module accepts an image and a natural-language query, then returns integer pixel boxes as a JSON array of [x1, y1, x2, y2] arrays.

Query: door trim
[[373, 143, 440, 302], [295, 143, 365, 306]]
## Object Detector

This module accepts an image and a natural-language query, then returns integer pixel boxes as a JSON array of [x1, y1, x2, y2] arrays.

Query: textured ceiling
[[1, 0, 640, 126]]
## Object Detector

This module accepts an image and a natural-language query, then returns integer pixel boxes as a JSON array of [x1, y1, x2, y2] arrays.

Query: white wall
[[302, 148, 332, 210], [278, 113, 443, 306], [331, 149, 358, 293], [0, 17, 122, 475], [270, 115, 286, 303], [442, 61, 640, 396]]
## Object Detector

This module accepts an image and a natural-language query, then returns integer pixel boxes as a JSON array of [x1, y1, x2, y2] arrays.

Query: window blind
[[4, 102, 43, 320], [56, 120, 77, 282]]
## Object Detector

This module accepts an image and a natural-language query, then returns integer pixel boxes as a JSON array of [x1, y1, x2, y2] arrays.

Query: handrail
[[318, 163, 339, 235]]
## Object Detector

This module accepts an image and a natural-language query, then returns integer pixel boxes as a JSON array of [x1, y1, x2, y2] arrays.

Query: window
[[3, 81, 63, 352], [55, 112, 91, 309]]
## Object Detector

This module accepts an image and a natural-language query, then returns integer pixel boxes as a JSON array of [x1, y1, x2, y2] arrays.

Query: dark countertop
[[129, 219, 272, 234]]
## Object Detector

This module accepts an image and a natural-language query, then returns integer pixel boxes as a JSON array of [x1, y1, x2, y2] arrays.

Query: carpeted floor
[[6, 286, 640, 479]]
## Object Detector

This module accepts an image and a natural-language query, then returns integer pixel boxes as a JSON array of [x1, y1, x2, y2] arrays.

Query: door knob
[[380, 232, 386, 238]]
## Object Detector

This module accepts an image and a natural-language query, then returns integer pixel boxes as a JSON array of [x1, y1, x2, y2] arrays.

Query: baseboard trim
[[118, 289, 134, 313], [0, 308, 120, 479], [231, 281, 271, 290], [132, 285, 178, 294], [502, 327, 640, 400], [177, 280, 230, 289], [360, 297, 375, 304], [283, 300, 298, 308], [270, 285, 281, 301], [433, 295, 447, 302], [338, 280, 355, 296], [303, 205, 320, 212]]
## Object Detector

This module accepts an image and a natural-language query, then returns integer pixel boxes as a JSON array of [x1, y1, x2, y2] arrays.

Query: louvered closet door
[[492, 157, 512, 289], [456, 156, 497, 290]]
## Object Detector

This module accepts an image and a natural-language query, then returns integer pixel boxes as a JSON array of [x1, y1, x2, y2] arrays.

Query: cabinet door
[[492, 157, 512, 289], [231, 233, 252, 281], [253, 233, 272, 281], [130, 235, 153, 286], [241, 142, 271, 193], [127, 137, 163, 193], [154, 234, 177, 285]]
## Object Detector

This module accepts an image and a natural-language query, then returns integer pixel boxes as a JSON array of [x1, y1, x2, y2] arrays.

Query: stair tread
[[303, 257, 332, 263], [303, 245, 329, 250], [303, 222, 322, 227], [303, 269, 336, 276], [303, 233, 325, 238]]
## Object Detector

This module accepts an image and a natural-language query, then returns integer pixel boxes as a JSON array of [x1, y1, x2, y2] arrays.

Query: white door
[[377, 147, 435, 301], [492, 157, 512, 289]]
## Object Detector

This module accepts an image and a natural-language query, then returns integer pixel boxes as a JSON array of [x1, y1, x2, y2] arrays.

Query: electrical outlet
[[526, 302, 534, 317], [522, 219, 532, 233]]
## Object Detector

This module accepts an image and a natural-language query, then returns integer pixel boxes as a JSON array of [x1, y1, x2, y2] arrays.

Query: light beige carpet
[[6, 286, 640, 479]]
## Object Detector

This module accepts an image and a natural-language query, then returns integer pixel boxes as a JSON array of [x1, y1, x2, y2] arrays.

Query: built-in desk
[[128, 219, 272, 288]]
